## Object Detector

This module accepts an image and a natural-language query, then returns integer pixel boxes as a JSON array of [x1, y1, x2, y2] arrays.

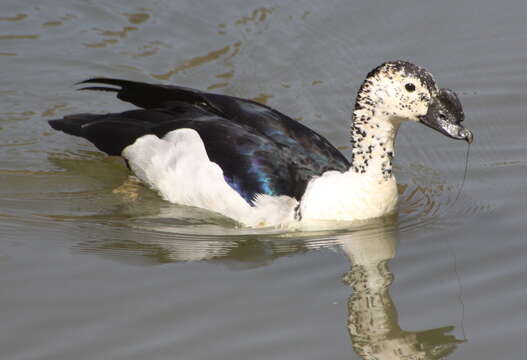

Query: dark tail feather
[[48, 114, 153, 156], [48, 114, 101, 137]]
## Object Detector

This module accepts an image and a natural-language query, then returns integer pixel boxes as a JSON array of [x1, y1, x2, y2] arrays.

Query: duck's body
[[49, 61, 472, 228]]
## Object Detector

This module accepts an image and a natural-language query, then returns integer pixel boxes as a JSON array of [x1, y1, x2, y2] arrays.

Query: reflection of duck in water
[[49, 61, 472, 228], [340, 219, 464, 359], [79, 215, 464, 359]]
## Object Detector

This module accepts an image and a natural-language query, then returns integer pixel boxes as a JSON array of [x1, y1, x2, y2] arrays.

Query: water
[[1, 0, 526, 359]]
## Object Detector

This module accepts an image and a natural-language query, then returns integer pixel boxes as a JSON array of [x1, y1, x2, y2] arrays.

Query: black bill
[[420, 88, 474, 144]]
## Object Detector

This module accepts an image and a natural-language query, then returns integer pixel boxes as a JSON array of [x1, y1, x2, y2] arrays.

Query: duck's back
[[48, 78, 350, 203]]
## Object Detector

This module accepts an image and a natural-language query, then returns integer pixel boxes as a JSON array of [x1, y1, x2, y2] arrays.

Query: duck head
[[354, 60, 473, 143]]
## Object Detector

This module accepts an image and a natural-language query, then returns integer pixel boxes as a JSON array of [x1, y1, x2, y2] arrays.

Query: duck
[[48, 60, 473, 228]]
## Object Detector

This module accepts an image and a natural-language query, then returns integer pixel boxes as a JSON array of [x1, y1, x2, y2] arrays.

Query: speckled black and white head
[[350, 60, 473, 178], [355, 61, 438, 123]]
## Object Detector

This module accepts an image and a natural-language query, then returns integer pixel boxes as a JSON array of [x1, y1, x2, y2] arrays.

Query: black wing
[[49, 78, 350, 202]]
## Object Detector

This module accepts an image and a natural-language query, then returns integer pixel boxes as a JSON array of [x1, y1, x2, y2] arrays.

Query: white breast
[[299, 169, 398, 222]]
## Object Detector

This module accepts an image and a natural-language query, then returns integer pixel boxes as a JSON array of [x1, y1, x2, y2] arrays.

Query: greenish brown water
[[1, 1, 527, 359]]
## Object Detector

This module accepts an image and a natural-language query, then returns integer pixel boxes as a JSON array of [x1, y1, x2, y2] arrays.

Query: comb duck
[[49, 61, 473, 228]]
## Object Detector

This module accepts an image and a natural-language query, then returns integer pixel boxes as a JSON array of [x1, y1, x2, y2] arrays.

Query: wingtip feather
[[77, 86, 119, 92]]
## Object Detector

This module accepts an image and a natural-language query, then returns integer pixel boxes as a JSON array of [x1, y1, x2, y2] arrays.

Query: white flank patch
[[122, 129, 297, 228], [122, 129, 399, 229]]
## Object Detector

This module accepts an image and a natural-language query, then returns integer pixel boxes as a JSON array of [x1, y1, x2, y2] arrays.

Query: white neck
[[298, 86, 402, 222], [350, 107, 400, 179]]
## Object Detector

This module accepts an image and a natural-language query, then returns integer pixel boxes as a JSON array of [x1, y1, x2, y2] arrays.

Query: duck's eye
[[405, 83, 416, 92]]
